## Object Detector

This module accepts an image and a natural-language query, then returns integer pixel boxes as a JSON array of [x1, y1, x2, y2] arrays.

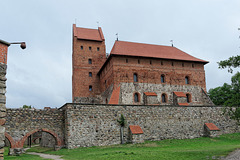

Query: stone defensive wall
[[61, 103, 240, 149], [5, 108, 65, 154]]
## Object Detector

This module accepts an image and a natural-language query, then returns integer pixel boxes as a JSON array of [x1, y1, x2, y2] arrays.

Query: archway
[[17, 128, 62, 149], [5, 132, 15, 148]]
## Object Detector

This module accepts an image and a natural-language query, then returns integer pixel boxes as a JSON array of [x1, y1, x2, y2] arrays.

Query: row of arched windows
[[134, 93, 191, 103], [134, 93, 168, 103], [133, 73, 190, 84]]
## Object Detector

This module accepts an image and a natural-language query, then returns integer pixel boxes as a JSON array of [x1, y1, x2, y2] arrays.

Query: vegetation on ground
[[4, 147, 51, 160], [4, 133, 240, 160]]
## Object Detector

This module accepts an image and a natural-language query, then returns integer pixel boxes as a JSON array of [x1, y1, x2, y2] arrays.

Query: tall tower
[[72, 24, 106, 103]]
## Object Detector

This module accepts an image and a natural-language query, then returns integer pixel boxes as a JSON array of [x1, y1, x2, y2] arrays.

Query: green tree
[[208, 72, 240, 106], [218, 55, 240, 73], [117, 114, 126, 144], [208, 83, 232, 106], [22, 105, 32, 109]]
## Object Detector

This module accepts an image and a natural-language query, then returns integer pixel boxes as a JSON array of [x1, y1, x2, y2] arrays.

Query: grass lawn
[[5, 133, 240, 160]]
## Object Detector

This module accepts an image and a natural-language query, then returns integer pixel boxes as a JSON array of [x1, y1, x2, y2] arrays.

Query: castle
[[4, 25, 239, 156], [72, 24, 213, 106]]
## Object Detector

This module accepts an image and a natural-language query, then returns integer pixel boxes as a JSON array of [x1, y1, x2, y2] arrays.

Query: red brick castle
[[72, 24, 213, 106]]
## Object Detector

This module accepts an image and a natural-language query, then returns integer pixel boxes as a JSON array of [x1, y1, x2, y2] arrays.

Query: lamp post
[[9, 42, 26, 49], [0, 39, 26, 156]]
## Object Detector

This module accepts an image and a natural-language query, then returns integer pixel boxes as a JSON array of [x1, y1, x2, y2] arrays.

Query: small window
[[162, 94, 167, 103], [89, 85, 93, 91], [138, 59, 140, 64], [134, 93, 139, 102], [133, 73, 138, 82], [186, 94, 191, 103], [88, 59, 92, 64], [161, 61, 163, 65], [182, 63, 184, 67], [161, 74, 165, 83], [126, 59, 128, 63], [185, 76, 189, 84], [172, 62, 174, 66], [97, 47, 100, 51], [192, 64, 194, 68], [89, 46, 92, 51], [89, 72, 92, 77], [150, 60, 152, 65], [81, 46, 83, 50]]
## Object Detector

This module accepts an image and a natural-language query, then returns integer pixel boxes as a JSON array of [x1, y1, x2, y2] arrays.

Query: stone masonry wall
[[5, 108, 65, 154], [120, 83, 207, 105], [0, 64, 6, 159], [63, 104, 239, 149]]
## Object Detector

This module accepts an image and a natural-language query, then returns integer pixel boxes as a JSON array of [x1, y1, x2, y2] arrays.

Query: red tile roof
[[73, 24, 104, 41], [108, 86, 121, 104], [129, 125, 143, 134], [178, 103, 189, 106], [144, 92, 157, 96], [174, 92, 186, 97], [205, 123, 220, 131], [110, 41, 208, 63]]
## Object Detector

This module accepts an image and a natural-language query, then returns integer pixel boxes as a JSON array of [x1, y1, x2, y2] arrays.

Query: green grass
[[4, 147, 50, 160], [5, 133, 240, 160]]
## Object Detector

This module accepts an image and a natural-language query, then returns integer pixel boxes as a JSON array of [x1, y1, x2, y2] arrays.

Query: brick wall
[[98, 55, 208, 105], [72, 37, 106, 102], [0, 43, 8, 64], [63, 104, 239, 149]]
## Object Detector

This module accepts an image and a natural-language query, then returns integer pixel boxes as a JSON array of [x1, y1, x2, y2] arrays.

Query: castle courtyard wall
[[62, 104, 240, 149]]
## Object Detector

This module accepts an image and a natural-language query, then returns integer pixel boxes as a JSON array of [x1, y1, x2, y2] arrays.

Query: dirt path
[[224, 149, 240, 160], [27, 152, 64, 160]]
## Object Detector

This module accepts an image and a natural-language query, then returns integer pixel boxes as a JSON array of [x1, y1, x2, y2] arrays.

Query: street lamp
[[9, 42, 26, 49]]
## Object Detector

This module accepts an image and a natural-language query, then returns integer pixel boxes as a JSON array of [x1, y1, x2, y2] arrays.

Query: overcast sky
[[1, 0, 240, 109]]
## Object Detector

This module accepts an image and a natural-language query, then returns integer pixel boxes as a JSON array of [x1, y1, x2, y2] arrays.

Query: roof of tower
[[110, 41, 208, 64], [73, 24, 105, 41]]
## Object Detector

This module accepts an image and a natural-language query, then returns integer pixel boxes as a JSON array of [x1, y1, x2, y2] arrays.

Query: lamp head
[[20, 42, 26, 49]]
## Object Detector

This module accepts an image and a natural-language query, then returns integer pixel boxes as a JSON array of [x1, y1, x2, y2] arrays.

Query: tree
[[208, 72, 240, 106], [218, 55, 240, 73], [209, 72, 240, 123], [22, 105, 32, 109], [208, 83, 232, 106], [117, 114, 126, 144]]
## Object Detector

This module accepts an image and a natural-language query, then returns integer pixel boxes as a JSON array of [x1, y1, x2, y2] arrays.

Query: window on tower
[[88, 59, 92, 64], [89, 46, 92, 51], [89, 85, 93, 91], [81, 46, 83, 50], [97, 47, 100, 51], [89, 72, 92, 77]]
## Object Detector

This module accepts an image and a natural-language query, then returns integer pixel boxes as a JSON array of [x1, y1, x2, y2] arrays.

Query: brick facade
[[72, 25, 106, 103], [72, 25, 211, 106]]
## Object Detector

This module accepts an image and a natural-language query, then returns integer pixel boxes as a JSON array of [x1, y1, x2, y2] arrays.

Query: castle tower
[[72, 24, 106, 103]]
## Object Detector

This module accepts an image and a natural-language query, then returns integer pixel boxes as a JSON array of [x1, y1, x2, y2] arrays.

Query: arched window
[[185, 76, 189, 84], [186, 94, 191, 103], [133, 73, 138, 82], [162, 94, 167, 103], [134, 93, 139, 102], [161, 74, 165, 83]]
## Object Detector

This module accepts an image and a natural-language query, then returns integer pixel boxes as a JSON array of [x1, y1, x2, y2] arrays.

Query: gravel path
[[224, 149, 240, 160], [27, 152, 64, 160]]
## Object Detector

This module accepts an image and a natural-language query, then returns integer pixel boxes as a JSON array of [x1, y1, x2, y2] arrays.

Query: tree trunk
[[120, 126, 124, 144]]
